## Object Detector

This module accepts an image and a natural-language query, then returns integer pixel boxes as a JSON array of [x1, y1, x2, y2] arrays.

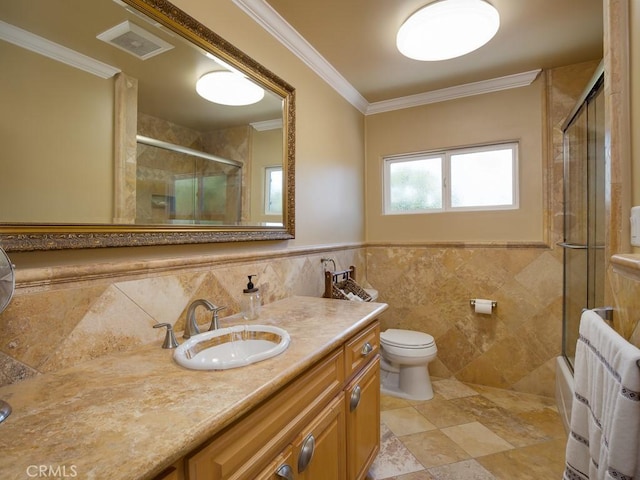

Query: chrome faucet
[[184, 299, 216, 339]]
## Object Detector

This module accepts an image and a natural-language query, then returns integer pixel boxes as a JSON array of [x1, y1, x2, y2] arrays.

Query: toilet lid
[[380, 329, 435, 348]]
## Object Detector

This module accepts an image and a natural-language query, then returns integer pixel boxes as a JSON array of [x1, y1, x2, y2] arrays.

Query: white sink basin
[[174, 324, 290, 370]]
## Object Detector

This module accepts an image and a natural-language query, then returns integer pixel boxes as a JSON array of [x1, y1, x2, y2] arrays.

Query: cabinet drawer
[[344, 321, 379, 380], [186, 348, 344, 480]]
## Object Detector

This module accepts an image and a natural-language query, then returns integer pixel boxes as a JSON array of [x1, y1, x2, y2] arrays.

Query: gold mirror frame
[[0, 0, 295, 252]]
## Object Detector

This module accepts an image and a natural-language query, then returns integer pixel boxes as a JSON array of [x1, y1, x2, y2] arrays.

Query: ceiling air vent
[[97, 20, 173, 60]]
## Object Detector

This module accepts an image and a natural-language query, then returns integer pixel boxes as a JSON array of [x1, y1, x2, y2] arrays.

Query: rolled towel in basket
[[346, 292, 364, 302]]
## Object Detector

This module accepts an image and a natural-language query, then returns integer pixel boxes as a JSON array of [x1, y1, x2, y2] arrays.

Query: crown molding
[[366, 69, 542, 114], [251, 118, 283, 131], [0, 20, 120, 79], [232, 1, 541, 116], [232, 0, 369, 113]]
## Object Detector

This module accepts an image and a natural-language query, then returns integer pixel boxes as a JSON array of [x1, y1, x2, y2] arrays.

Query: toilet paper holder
[[469, 299, 497, 309]]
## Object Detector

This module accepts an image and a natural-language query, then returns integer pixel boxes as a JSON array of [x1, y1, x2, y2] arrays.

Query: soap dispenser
[[241, 275, 261, 320]]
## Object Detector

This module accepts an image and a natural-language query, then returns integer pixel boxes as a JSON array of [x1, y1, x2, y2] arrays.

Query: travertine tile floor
[[368, 378, 567, 479]]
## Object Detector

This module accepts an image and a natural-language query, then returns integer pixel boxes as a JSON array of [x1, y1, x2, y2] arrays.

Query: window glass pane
[[201, 175, 227, 217], [265, 167, 283, 215], [450, 148, 513, 207], [388, 157, 442, 212], [174, 176, 196, 219]]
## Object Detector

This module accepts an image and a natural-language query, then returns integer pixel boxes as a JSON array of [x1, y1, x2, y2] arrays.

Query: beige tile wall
[[2, 245, 638, 395], [609, 255, 640, 347], [0, 247, 366, 387], [368, 245, 563, 397]]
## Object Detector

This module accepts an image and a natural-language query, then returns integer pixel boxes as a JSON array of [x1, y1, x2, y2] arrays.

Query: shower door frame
[[560, 63, 606, 371]]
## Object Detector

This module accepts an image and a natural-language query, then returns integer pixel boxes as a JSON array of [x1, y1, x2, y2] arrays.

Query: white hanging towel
[[564, 309, 640, 480]]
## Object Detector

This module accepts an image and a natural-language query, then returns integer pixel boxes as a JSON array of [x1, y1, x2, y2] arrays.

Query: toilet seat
[[380, 329, 435, 349]]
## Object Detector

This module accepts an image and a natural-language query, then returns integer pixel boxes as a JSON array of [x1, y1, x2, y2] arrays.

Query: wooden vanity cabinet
[[183, 321, 380, 480], [186, 349, 343, 480]]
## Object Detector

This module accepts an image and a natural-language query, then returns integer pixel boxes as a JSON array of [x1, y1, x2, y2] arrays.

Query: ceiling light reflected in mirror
[[196, 70, 266, 106], [397, 0, 500, 61]]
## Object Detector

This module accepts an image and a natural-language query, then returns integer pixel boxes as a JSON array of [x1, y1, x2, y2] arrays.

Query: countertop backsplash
[[0, 246, 368, 386]]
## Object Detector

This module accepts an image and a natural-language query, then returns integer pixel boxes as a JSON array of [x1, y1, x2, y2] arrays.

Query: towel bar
[[592, 306, 614, 322]]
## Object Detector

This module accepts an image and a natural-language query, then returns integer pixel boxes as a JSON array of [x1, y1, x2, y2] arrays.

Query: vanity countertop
[[0, 296, 388, 480]]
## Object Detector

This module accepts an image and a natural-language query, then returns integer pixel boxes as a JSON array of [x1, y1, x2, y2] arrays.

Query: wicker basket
[[331, 278, 372, 302]]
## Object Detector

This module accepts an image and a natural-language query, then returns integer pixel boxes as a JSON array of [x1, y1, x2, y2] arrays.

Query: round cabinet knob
[[361, 342, 373, 356], [276, 464, 294, 480], [350, 385, 362, 412], [298, 433, 315, 473]]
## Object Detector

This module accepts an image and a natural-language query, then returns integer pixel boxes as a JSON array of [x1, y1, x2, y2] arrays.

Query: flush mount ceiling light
[[397, 0, 500, 61], [196, 71, 265, 106]]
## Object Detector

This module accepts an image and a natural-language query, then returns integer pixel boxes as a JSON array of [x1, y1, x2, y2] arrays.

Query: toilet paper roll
[[474, 299, 493, 315]]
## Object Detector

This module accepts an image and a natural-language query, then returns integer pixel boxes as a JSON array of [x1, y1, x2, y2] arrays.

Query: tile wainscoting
[[609, 254, 640, 347], [367, 244, 564, 398], [1, 247, 638, 397], [0, 245, 367, 386]]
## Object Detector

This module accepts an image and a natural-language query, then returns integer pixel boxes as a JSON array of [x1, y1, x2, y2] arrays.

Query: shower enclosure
[[135, 136, 243, 225], [560, 64, 606, 369], [556, 64, 605, 430]]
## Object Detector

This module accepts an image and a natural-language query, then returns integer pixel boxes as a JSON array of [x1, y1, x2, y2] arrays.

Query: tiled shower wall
[[0, 247, 366, 387]]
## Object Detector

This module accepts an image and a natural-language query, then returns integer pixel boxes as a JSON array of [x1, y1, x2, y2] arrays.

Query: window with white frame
[[383, 142, 518, 214]]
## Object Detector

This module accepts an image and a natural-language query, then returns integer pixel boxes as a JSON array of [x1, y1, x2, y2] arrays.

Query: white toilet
[[380, 329, 438, 401]]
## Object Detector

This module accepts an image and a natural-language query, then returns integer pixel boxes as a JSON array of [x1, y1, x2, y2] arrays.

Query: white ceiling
[[249, 0, 603, 110]]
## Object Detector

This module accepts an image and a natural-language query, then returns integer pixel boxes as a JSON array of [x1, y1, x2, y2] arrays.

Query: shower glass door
[[561, 73, 605, 370]]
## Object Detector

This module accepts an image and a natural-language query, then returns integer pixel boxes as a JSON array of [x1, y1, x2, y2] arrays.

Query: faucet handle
[[153, 323, 180, 349], [208, 306, 227, 331]]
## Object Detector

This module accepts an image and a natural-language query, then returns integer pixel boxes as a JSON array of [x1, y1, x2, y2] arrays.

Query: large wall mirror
[[0, 0, 295, 251]]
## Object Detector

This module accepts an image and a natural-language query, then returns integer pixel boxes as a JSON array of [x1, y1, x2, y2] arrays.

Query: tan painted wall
[[173, 0, 366, 249], [250, 128, 283, 224], [0, 42, 114, 224], [365, 77, 545, 243]]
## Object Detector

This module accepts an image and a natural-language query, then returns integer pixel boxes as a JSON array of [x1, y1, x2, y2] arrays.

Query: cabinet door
[[293, 392, 346, 480], [345, 357, 380, 480], [186, 350, 344, 480], [254, 447, 295, 480]]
